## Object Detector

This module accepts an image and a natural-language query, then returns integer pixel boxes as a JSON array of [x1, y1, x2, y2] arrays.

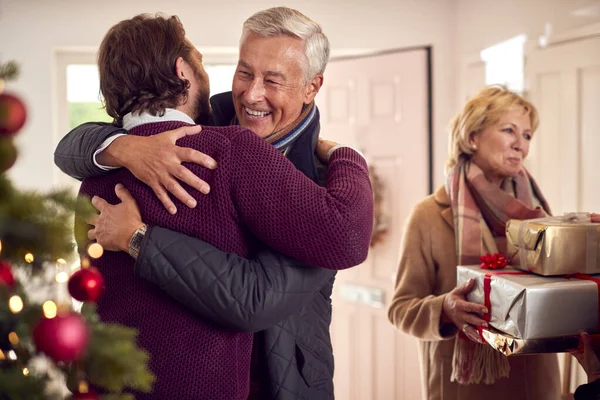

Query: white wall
[[457, 0, 600, 57], [455, 0, 600, 108], [0, 0, 456, 191]]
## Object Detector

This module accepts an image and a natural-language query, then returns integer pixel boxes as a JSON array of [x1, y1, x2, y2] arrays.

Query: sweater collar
[[123, 108, 195, 131]]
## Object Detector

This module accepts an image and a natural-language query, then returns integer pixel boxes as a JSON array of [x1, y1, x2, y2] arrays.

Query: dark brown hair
[[98, 14, 195, 125]]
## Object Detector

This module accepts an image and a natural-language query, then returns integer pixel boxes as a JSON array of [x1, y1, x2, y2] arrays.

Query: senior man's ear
[[303, 73, 324, 104]]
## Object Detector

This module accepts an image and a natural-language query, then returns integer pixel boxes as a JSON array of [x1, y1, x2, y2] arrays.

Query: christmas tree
[[0, 62, 155, 399]]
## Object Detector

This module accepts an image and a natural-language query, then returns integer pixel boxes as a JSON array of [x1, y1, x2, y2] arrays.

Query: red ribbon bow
[[479, 253, 508, 270]]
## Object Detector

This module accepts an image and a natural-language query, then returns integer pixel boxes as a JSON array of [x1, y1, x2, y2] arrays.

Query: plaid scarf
[[447, 159, 551, 266], [232, 102, 317, 153], [445, 158, 551, 385]]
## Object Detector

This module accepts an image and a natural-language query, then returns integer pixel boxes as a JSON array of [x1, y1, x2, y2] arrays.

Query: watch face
[[128, 226, 146, 258]]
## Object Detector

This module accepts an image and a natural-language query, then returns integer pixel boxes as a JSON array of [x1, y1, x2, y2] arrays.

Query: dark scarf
[[231, 102, 316, 152]]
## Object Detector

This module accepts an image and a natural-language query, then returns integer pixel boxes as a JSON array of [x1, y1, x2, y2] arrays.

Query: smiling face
[[232, 32, 322, 138], [469, 107, 533, 185]]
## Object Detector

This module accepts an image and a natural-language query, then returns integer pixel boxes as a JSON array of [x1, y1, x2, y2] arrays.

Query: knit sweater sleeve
[[387, 202, 458, 341], [230, 130, 373, 270]]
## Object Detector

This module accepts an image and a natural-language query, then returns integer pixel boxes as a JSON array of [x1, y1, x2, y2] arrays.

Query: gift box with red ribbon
[[457, 264, 600, 339], [506, 213, 600, 276]]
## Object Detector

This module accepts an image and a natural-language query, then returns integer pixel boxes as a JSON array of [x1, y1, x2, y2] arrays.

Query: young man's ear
[[175, 57, 186, 79], [175, 57, 195, 81], [303, 73, 324, 104]]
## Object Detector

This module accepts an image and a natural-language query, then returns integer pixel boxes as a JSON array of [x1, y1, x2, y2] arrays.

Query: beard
[[192, 87, 212, 125]]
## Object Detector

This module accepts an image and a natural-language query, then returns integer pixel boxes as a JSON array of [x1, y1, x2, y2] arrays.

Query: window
[[67, 64, 112, 129], [64, 63, 236, 129], [481, 35, 527, 93], [204, 64, 237, 97]]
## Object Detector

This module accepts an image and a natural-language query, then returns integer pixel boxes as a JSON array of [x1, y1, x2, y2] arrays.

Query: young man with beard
[[58, 8, 368, 399], [74, 12, 373, 399]]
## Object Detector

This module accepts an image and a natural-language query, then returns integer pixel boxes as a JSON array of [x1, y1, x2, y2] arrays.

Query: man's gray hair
[[241, 7, 330, 83]]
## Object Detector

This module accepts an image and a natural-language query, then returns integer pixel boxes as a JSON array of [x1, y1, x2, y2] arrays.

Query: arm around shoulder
[[230, 132, 373, 270], [54, 122, 126, 180]]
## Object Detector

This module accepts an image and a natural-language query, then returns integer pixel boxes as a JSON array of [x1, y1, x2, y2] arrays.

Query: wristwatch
[[128, 224, 148, 259]]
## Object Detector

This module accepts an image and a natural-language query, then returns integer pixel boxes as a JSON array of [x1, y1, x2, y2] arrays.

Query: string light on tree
[[8, 295, 23, 314], [42, 301, 58, 319], [8, 332, 19, 346], [86, 243, 103, 259], [68, 381, 99, 400], [56, 271, 70, 284]]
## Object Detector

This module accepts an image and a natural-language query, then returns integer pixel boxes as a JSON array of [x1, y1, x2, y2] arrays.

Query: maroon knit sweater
[[78, 121, 373, 399]]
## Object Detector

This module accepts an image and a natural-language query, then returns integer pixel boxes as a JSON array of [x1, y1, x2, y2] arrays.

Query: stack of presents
[[457, 213, 600, 355]]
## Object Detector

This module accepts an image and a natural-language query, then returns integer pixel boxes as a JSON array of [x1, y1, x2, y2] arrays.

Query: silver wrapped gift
[[456, 265, 600, 339]]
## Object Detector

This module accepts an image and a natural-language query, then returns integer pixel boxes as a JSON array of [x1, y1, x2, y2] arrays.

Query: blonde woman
[[388, 86, 560, 400]]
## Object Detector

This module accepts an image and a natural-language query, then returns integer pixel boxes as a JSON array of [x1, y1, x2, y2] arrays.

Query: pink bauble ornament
[[33, 313, 89, 362]]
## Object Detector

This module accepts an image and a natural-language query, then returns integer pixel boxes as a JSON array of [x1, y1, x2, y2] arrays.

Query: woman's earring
[[472, 145, 477, 151]]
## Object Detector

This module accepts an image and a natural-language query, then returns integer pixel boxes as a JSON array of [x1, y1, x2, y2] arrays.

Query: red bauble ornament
[[0, 260, 15, 287], [0, 93, 27, 136], [69, 391, 98, 400], [32, 313, 89, 362], [68, 267, 105, 302], [0, 138, 17, 173]]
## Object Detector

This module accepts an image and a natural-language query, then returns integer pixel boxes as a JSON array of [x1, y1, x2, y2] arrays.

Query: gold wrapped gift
[[506, 213, 600, 276], [479, 328, 600, 355]]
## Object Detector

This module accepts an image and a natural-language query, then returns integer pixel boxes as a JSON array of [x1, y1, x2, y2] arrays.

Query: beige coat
[[388, 186, 560, 400]]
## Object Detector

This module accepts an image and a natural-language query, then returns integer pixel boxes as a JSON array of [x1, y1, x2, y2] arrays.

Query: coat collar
[[122, 108, 194, 130], [434, 185, 454, 229]]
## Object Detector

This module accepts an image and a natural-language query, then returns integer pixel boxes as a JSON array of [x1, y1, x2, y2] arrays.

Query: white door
[[525, 35, 600, 216], [317, 49, 430, 400], [525, 34, 600, 394]]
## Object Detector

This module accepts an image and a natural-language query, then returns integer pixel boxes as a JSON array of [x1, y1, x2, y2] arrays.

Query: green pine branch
[[0, 61, 19, 81], [0, 367, 52, 400], [84, 323, 155, 393], [0, 175, 95, 266]]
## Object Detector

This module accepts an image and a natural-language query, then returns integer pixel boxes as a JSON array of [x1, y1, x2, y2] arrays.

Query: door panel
[[526, 36, 600, 215], [317, 49, 430, 400]]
